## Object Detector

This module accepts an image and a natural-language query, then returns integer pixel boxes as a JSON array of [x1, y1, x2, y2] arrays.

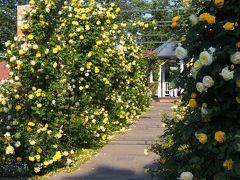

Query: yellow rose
[[95, 67, 100, 73], [236, 79, 240, 87], [53, 48, 58, 54], [34, 167, 41, 173], [181, 36, 186, 42], [18, 49, 25, 56], [37, 148, 43, 154], [223, 159, 233, 170], [85, 25, 90, 31], [194, 60, 202, 70], [214, 0, 224, 8], [29, 156, 35, 161], [29, 0, 35, 5], [215, 131, 225, 143], [115, 8, 121, 13], [23, 23, 30, 30], [199, 13, 216, 24], [35, 155, 41, 162], [53, 151, 62, 162], [27, 34, 34, 40], [206, 15, 216, 24], [195, 133, 208, 144], [189, 99, 198, 109], [28, 122, 35, 126], [172, 16, 181, 22], [56, 45, 61, 50], [80, 35, 84, 40], [223, 22, 235, 31], [191, 93, 197, 99], [28, 94, 34, 99], [86, 62, 92, 69], [121, 23, 127, 28], [236, 41, 240, 48], [171, 22, 177, 28], [15, 105, 22, 111], [36, 52, 41, 58], [16, 157, 22, 162]]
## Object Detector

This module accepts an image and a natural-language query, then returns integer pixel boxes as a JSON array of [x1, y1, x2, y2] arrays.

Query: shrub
[[152, 0, 240, 179], [1, 0, 150, 176]]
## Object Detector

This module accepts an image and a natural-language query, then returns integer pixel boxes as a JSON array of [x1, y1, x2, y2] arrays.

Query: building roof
[[155, 39, 178, 60]]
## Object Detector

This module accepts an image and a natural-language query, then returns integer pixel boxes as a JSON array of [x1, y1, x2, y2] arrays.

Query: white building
[[148, 39, 184, 98]]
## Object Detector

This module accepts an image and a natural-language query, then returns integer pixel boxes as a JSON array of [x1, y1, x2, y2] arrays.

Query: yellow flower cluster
[[171, 16, 181, 28], [199, 13, 216, 24], [1, 0, 151, 175]]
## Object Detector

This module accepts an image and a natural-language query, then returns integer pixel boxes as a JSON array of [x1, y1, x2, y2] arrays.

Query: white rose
[[208, 47, 216, 55], [30, 60, 36, 66], [33, 44, 39, 49], [199, 51, 213, 66], [190, 67, 198, 79], [189, 14, 198, 25], [220, 67, 234, 81], [10, 56, 16, 62], [29, 140, 36, 145], [196, 82, 206, 92], [52, 100, 56, 105], [230, 52, 240, 64], [14, 141, 21, 148], [175, 47, 188, 60], [202, 75, 214, 88], [5, 145, 14, 155], [180, 171, 194, 180], [201, 107, 208, 116]]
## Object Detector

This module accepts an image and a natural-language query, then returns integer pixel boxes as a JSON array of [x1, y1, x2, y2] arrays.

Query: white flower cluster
[[196, 75, 214, 92], [190, 47, 215, 79]]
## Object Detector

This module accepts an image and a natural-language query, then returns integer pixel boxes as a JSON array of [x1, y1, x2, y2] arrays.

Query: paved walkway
[[51, 102, 172, 180]]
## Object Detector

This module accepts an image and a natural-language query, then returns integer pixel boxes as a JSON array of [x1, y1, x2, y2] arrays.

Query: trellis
[[121, 8, 186, 47]]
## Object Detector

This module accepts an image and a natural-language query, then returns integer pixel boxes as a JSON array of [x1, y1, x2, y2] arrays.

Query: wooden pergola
[[148, 39, 184, 98]]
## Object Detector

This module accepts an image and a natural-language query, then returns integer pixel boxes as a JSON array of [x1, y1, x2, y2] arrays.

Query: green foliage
[[0, 0, 28, 52], [152, 0, 240, 179], [0, 0, 150, 177]]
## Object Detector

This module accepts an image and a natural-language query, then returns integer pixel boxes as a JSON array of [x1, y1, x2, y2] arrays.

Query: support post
[[157, 64, 162, 98], [150, 70, 154, 83], [180, 60, 184, 72], [162, 66, 166, 97]]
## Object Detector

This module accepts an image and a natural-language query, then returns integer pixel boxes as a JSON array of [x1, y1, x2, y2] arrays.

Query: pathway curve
[[52, 101, 172, 180]]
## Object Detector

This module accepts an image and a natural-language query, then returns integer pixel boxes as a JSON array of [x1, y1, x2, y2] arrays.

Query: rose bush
[[0, 0, 150, 177], [151, 0, 240, 179]]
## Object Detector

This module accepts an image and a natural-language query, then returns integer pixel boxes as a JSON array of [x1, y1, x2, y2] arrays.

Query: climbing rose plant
[[0, 0, 150, 176], [152, 0, 240, 179]]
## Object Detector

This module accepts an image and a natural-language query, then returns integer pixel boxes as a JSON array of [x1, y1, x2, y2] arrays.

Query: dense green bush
[[152, 0, 240, 179], [0, 0, 150, 176]]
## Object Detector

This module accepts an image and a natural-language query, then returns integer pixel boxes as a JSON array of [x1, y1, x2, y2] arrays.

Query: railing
[[163, 82, 178, 97]]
